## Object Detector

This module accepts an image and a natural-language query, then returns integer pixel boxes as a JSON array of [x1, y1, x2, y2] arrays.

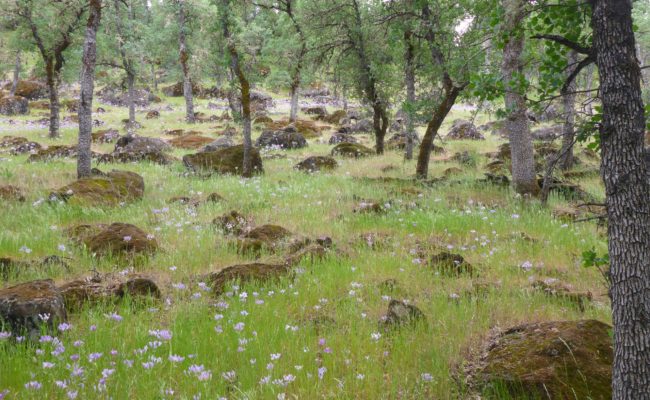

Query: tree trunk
[[10, 52, 20, 97], [404, 31, 416, 161], [222, 0, 252, 177], [77, 0, 102, 179], [416, 79, 461, 179], [151, 63, 158, 91], [501, 0, 539, 196], [591, 1, 650, 398], [178, 0, 195, 123], [126, 69, 136, 132], [289, 84, 299, 123], [559, 50, 578, 171], [373, 104, 388, 154], [45, 64, 61, 139]]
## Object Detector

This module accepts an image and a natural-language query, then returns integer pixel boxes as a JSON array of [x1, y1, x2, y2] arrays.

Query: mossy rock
[[28, 145, 79, 162], [256, 130, 308, 149], [475, 319, 612, 399], [83, 223, 157, 257], [6, 80, 48, 100], [183, 145, 264, 175], [207, 263, 291, 296], [429, 252, 473, 276], [253, 116, 273, 125], [50, 170, 144, 206], [243, 224, 292, 243], [322, 110, 347, 125], [331, 142, 374, 158], [213, 211, 249, 235], [295, 156, 338, 173], [0, 96, 29, 115], [0, 279, 67, 340]]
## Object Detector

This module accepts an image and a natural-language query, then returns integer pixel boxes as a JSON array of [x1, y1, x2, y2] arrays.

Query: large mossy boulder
[[256, 130, 308, 149], [5, 80, 48, 100], [207, 263, 291, 296], [50, 170, 144, 206], [0, 279, 67, 340], [27, 145, 81, 162], [99, 135, 174, 165], [0, 96, 29, 115], [331, 142, 374, 158], [83, 223, 157, 257], [59, 275, 160, 311], [183, 145, 263, 175], [474, 319, 612, 400]]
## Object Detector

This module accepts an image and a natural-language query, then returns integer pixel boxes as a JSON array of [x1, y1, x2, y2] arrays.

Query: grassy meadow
[[0, 92, 609, 399]]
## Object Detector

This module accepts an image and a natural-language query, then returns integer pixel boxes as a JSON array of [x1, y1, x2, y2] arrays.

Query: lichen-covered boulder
[[59, 275, 160, 311], [207, 263, 291, 296], [0, 185, 25, 202], [0, 96, 29, 115], [446, 119, 484, 140], [50, 170, 144, 206], [0, 136, 41, 155], [28, 145, 80, 162], [328, 133, 358, 145], [201, 137, 235, 153], [256, 130, 308, 149], [473, 319, 612, 399], [295, 156, 338, 173], [183, 145, 264, 175], [379, 299, 425, 330], [0, 280, 67, 340], [168, 134, 214, 150], [331, 143, 374, 158], [99, 135, 174, 165], [386, 132, 420, 150], [322, 110, 347, 125], [83, 223, 157, 257]]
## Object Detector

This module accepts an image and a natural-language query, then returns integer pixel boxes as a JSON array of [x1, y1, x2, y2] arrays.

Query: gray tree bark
[[403, 30, 416, 161], [501, 0, 539, 196], [559, 50, 578, 170], [178, 0, 195, 123], [77, 0, 102, 179], [591, 1, 650, 398], [45, 65, 61, 139], [10, 52, 20, 97]]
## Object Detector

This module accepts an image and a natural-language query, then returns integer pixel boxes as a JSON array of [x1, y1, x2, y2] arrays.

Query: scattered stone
[[322, 110, 347, 125], [0, 279, 67, 339], [386, 132, 420, 150], [285, 244, 328, 266], [429, 252, 473, 276], [168, 134, 214, 150], [379, 299, 425, 329], [214, 211, 250, 235], [531, 278, 593, 311], [92, 129, 120, 144], [97, 86, 156, 107], [532, 125, 562, 141], [480, 173, 510, 187], [253, 115, 273, 125], [207, 263, 291, 296], [446, 119, 484, 140], [145, 110, 160, 119], [183, 145, 264, 175], [354, 201, 384, 214], [99, 135, 174, 165], [0, 96, 29, 115], [49, 170, 144, 206], [59, 275, 160, 311], [471, 320, 612, 399], [329, 133, 358, 145], [256, 130, 308, 150], [346, 119, 373, 133], [295, 156, 338, 173], [83, 223, 157, 257], [206, 192, 225, 203], [28, 145, 81, 162], [0, 185, 25, 202], [303, 106, 328, 116], [331, 143, 374, 158], [451, 151, 476, 166]]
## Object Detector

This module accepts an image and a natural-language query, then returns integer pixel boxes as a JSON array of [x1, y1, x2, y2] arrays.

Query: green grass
[[0, 93, 609, 399]]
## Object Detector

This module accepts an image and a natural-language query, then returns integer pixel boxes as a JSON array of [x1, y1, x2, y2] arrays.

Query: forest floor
[[0, 91, 609, 399]]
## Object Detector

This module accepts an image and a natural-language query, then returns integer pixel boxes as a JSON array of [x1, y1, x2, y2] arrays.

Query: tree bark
[[178, 0, 195, 123], [501, 0, 539, 196], [416, 77, 462, 179], [126, 69, 136, 130], [404, 30, 416, 161], [10, 52, 20, 97], [285, 1, 306, 124], [222, 0, 252, 177], [77, 0, 101, 179], [590, 1, 650, 398], [559, 50, 578, 171], [45, 63, 61, 139], [289, 85, 299, 122]]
